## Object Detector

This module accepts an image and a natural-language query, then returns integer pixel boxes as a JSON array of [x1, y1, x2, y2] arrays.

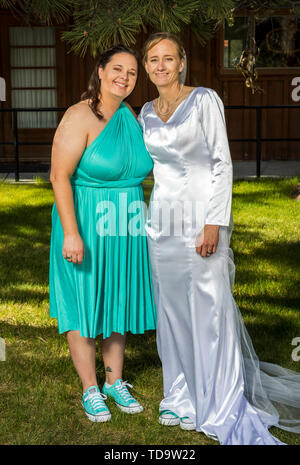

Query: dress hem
[[49, 315, 156, 339]]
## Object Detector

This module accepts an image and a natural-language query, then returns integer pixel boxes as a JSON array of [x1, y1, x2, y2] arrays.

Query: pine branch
[[145, 0, 203, 33], [189, 0, 235, 45], [233, 0, 298, 10], [1, 0, 252, 56], [0, 0, 74, 24], [62, 0, 144, 57], [0, 0, 16, 7], [27, 0, 75, 24]]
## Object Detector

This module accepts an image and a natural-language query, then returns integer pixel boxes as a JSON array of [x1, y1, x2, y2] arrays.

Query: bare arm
[[50, 104, 88, 264]]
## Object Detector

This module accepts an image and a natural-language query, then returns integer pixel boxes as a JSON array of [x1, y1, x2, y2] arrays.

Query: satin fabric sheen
[[49, 102, 156, 339], [138, 87, 300, 445]]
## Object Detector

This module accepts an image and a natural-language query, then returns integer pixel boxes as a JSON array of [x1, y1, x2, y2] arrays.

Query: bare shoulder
[[55, 101, 91, 138], [184, 86, 197, 93], [62, 100, 92, 123], [123, 101, 138, 120]]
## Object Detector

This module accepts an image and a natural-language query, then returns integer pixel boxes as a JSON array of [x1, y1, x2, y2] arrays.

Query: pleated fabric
[[49, 102, 156, 339]]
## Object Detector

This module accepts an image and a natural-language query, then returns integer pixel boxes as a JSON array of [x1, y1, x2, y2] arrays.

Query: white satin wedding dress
[[138, 86, 300, 445]]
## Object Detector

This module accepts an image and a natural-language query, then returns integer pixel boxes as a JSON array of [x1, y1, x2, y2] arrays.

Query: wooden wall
[[0, 10, 299, 164]]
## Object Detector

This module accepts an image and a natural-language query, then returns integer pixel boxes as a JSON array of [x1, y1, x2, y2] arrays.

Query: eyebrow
[[149, 55, 175, 58], [113, 64, 137, 71]]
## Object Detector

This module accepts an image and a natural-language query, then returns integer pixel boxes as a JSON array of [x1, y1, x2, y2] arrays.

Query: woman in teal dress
[[49, 45, 156, 422]]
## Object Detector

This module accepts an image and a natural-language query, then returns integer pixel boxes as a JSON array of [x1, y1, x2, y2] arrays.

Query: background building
[[0, 6, 299, 170]]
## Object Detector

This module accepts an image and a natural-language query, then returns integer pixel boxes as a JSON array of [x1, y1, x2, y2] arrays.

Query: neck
[[157, 82, 182, 106], [97, 91, 123, 118]]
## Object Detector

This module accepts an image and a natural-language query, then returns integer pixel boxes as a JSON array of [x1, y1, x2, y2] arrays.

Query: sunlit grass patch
[[0, 177, 299, 444]]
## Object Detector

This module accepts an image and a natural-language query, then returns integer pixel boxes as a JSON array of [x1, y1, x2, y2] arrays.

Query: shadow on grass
[[231, 226, 300, 284], [1, 309, 298, 383], [232, 177, 299, 196], [232, 303, 299, 365], [0, 203, 52, 242], [0, 321, 161, 381], [0, 180, 299, 370], [0, 287, 49, 303], [0, 238, 50, 287], [0, 202, 298, 295]]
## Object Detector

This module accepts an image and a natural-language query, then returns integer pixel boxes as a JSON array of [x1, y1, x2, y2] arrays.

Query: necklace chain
[[157, 84, 184, 117]]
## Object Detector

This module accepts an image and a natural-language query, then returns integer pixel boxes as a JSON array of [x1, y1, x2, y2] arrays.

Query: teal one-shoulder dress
[[49, 102, 156, 339]]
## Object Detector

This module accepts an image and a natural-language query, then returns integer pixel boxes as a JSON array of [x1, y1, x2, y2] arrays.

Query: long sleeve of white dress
[[198, 89, 233, 227]]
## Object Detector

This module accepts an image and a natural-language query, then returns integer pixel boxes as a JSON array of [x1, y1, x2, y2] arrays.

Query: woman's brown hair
[[81, 45, 139, 120]]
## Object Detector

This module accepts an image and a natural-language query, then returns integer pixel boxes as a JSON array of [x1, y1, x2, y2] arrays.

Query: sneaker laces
[[86, 391, 108, 409], [115, 380, 136, 402]]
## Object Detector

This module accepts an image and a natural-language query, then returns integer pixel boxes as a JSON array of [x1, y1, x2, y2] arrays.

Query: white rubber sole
[[82, 403, 112, 422], [114, 402, 143, 414], [179, 420, 196, 431], [159, 415, 180, 426]]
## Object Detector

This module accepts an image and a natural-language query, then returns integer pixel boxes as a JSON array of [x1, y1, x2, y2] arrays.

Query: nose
[[117, 70, 129, 82], [156, 61, 165, 70]]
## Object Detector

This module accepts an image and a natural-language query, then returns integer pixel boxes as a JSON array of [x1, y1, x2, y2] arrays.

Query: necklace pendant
[[157, 84, 184, 117], [157, 105, 172, 117]]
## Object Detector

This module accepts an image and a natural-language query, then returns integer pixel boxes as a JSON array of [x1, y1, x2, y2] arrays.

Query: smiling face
[[98, 52, 138, 100], [144, 39, 184, 88]]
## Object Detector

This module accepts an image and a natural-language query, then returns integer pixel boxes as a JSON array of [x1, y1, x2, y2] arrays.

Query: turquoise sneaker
[[159, 409, 180, 426], [82, 385, 111, 422], [102, 379, 143, 414]]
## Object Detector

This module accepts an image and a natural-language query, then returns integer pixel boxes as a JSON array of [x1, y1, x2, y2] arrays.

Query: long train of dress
[[149, 217, 300, 445]]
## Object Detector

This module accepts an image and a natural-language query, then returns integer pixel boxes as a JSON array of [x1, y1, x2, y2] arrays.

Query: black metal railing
[[0, 107, 65, 182], [226, 105, 300, 178], [0, 105, 299, 181]]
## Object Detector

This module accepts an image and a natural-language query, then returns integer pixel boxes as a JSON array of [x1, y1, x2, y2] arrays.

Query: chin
[[111, 89, 128, 99], [154, 80, 170, 87]]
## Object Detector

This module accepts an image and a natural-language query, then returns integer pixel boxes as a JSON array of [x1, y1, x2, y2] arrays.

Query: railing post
[[13, 109, 19, 182], [256, 107, 262, 178]]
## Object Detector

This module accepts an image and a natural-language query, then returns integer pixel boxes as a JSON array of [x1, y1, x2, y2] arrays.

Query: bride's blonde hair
[[142, 32, 185, 64]]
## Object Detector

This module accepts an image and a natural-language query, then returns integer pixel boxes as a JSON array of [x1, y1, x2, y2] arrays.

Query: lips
[[114, 81, 127, 88]]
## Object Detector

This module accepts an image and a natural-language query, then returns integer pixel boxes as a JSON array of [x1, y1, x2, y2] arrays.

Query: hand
[[63, 233, 85, 265], [195, 224, 220, 257]]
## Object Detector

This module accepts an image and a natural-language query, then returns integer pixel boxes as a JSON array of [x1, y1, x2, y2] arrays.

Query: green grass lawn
[[0, 176, 299, 445]]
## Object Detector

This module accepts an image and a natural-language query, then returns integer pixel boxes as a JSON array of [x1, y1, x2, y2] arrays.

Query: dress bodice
[[138, 87, 233, 243], [70, 101, 153, 189]]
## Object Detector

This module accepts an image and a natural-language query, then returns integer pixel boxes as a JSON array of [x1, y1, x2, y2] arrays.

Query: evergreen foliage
[[0, 0, 299, 56]]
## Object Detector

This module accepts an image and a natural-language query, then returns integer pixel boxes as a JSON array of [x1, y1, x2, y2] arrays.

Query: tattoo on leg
[[106, 366, 112, 372]]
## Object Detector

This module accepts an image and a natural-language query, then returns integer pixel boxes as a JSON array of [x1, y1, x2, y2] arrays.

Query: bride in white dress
[[138, 32, 300, 445]]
